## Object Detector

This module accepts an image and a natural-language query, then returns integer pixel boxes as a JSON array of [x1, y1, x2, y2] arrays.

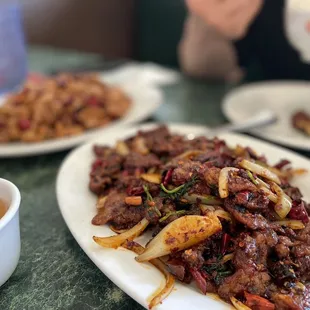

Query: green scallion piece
[[160, 183, 185, 194], [246, 170, 259, 185], [159, 210, 187, 223], [143, 185, 153, 201]]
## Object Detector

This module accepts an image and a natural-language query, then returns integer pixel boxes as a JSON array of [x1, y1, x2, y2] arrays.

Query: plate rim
[[56, 122, 310, 310], [222, 81, 310, 151]]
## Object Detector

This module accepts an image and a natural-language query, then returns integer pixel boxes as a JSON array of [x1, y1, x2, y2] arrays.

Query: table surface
[[0, 46, 306, 310]]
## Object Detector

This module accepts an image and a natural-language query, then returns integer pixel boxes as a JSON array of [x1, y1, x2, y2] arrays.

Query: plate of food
[[57, 123, 310, 310], [0, 71, 163, 157], [222, 81, 310, 151]]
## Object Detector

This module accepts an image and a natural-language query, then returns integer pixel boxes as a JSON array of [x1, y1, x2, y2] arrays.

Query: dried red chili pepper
[[220, 233, 231, 255]]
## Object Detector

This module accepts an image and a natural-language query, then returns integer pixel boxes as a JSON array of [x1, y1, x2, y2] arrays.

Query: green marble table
[[0, 46, 253, 310]]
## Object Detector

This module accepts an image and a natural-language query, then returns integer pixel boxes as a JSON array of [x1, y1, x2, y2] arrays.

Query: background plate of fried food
[[0, 70, 163, 157], [57, 123, 310, 310], [222, 81, 310, 151]]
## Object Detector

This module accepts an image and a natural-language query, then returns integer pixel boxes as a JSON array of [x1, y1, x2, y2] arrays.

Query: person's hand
[[185, 0, 263, 39]]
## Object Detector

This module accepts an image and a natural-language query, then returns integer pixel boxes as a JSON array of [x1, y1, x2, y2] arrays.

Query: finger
[[228, 0, 263, 29], [185, 0, 217, 13], [185, 0, 220, 24], [185, 0, 262, 39], [219, 0, 251, 16], [207, 0, 254, 27], [224, 0, 263, 38]]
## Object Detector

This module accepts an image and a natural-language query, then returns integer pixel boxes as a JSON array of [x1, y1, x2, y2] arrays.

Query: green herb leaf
[[154, 207, 162, 217], [203, 255, 234, 285], [143, 185, 161, 217], [160, 183, 186, 195], [159, 210, 187, 223], [160, 175, 198, 200], [147, 207, 162, 218], [214, 270, 233, 285], [143, 185, 153, 201]]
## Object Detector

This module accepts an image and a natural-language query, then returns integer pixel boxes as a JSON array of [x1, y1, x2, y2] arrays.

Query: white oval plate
[[0, 73, 163, 157], [222, 81, 310, 151], [56, 123, 310, 310]]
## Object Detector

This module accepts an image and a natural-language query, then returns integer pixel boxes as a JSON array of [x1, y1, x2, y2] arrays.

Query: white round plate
[[56, 123, 310, 310], [222, 81, 310, 151], [0, 73, 163, 157]]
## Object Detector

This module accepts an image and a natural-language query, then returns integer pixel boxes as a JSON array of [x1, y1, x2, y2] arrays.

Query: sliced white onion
[[256, 178, 271, 189], [231, 297, 251, 310], [256, 178, 278, 203], [115, 140, 130, 155], [96, 195, 107, 209], [239, 159, 281, 185], [136, 214, 222, 262], [271, 182, 292, 219], [273, 220, 305, 230], [295, 281, 306, 292], [214, 209, 233, 222], [109, 225, 128, 234], [147, 260, 175, 309], [218, 167, 239, 198], [123, 241, 175, 309], [221, 253, 234, 264], [257, 180, 292, 219], [132, 137, 149, 155], [140, 173, 162, 184], [147, 167, 157, 174], [199, 204, 216, 214], [259, 186, 278, 203], [93, 218, 149, 249], [175, 149, 205, 160]]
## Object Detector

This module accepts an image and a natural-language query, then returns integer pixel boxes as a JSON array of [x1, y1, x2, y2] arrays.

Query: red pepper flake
[[134, 168, 143, 176], [91, 159, 103, 171], [165, 236, 177, 245], [163, 168, 174, 186], [239, 241, 245, 248], [87, 96, 99, 107], [64, 97, 73, 107], [200, 270, 210, 280], [18, 119, 31, 131], [235, 191, 250, 203], [190, 269, 207, 294], [274, 159, 291, 170], [288, 200, 309, 223], [126, 186, 144, 196], [122, 170, 129, 177], [220, 233, 231, 255]]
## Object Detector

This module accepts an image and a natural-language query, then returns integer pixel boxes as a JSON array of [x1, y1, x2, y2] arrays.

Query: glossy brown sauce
[[0, 199, 7, 219]]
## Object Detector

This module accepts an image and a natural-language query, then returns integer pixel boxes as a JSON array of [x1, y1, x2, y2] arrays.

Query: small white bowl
[[0, 178, 21, 287]]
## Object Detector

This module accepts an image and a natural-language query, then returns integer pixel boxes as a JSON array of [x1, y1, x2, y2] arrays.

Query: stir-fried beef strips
[[89, 126, 310, 309]]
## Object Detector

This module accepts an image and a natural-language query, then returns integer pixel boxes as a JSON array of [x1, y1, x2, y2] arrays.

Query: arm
[[178, 14, 243, 81]]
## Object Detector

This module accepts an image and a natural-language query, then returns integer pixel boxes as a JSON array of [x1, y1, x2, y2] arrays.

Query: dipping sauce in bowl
[[0, 178, 21, 287], [0, 199, 7, 219]]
